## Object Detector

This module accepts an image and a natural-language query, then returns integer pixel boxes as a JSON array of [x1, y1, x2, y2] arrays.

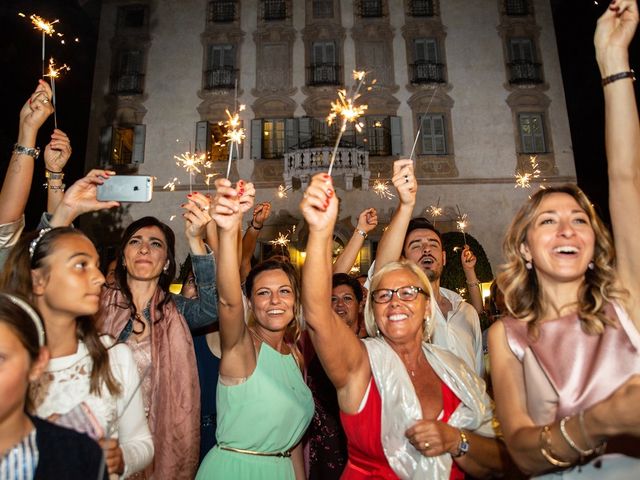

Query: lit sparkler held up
[[408, 86, 438, 162], [22, 13, 59, 77], [326, 70, 370, 176], [276, 184, 292, 199], [372, 172, 395, 200], [456, 204, 469, 246], [44, 58, 70, 129], [427, 198, 443, 226], [174, 151, 205, 194], [514, 155, 541, 189]]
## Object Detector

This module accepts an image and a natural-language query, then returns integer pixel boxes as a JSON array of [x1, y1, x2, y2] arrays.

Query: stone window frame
[[402, 18, 449, 90]]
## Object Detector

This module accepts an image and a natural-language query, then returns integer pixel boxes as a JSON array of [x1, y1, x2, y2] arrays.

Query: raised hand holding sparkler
[[326, 71, 369, 176], [391, 159, 417, 209], [44, 129, 72, 178]]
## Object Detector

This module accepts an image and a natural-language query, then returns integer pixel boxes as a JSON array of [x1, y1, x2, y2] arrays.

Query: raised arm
[[174, 192, 219, 330], [333, 207, 378, 274], [373, 159, 417, 274], [240, 201, 271, 282], [44, 129, 72, 214], [596, 0, 640, 303], [300, 173, 370, 412], [210, 178, 256, 376], [461, 246, 484, 315], [0, 80, 54, 224]]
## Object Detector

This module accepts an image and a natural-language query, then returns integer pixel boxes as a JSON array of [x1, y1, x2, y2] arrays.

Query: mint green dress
[[196, 343, 314, 479]]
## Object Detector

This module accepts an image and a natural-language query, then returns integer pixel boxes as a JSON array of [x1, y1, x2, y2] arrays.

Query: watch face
[[460, 441, 470, 453]]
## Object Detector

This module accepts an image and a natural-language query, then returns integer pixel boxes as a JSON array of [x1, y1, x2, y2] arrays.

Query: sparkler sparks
[[163, 177, 179, 191], [277, 185, 292, 199], [372, 174, 395, 200], [456, 205, 469, 246], [427, 199, 443, 226], [514, 155, 541, 189], [270, 232, 291, 249], [326, 70, 369, 176], [174, 151, 205, 193], [44, 58, 70, 128], [22, 14, 60, 77]]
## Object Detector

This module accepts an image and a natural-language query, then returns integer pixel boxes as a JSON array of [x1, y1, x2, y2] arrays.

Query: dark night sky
[[1, 0, 638, 230]]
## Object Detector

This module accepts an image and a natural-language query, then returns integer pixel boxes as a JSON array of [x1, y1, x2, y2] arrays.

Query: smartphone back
[[96, 175, 153, 203]]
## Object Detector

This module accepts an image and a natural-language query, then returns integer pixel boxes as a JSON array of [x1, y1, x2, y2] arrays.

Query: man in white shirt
[[373, 159, 483, 376]]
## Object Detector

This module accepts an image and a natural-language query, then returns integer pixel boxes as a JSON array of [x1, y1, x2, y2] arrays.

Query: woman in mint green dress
[[197, 178, 313, 479]]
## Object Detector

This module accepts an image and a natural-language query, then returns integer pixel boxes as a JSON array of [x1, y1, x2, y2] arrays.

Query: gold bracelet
[[539, 424, 573, 468], [559, 416, 593, 457], [577, 411, 607, 456]]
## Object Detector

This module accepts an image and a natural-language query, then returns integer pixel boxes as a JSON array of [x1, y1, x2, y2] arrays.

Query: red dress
[[340, 378, 464, 480]]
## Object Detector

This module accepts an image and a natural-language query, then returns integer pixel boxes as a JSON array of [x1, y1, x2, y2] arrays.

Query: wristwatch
[[452, 430, 469, 458], [13, 143, 40, 160]]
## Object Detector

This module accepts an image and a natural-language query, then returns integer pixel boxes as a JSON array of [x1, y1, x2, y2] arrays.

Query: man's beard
[[424, 266, 440, 283]]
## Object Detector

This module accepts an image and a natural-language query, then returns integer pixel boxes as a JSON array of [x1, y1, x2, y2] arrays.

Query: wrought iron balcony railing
[[410, 0, 435, 17], [208, 0, 236, 23], [204, 67, 238, 89], [263, 0, 286, 20], [307, 63, 341, 86], [508, 61, 543, 84], [110, 73, 145, 95], [359, 0, 383, 17], [504, 0, 530, 16], [410, 62, 446, 84]]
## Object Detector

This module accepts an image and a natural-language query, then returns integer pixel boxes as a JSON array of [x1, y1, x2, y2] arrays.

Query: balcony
[[263, 0, 286, 20], [110, 73, 144, 95], [307, 63, 341, 86], [410, 0, 435, 17], [284, 146, 370, 191], [312, 0, 333, 18], [410, 62, 445, 84], [508, 61, 543, 84], [204, 67, 238, 89], [208, 0, 236, 23], [504, 0, 530, 16], [359, 0, 383, 17]]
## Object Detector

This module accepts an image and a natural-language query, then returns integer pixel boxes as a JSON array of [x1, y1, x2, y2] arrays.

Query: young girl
[[0, 227, 153, 478], [0, 292, 106, 479]]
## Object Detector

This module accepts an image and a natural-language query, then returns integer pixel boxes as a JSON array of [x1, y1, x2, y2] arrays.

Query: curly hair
[[244, 259, 303, 368], [364, 260, 435, 341], [0, 228, 121, 396], [498, 184, 626, 337]]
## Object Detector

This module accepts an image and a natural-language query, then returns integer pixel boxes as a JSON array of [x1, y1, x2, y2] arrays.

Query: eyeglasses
[[370, 286, 428, 304]]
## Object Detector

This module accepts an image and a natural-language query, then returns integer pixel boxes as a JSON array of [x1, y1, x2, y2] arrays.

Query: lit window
[[518, 113, 546, 153]]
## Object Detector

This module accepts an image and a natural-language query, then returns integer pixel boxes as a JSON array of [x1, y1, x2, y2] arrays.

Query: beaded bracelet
[[559, 416, 592, 461]]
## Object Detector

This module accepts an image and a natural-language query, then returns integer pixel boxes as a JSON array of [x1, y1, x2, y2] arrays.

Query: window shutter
[[250, 119, 263, 159], [99, 126, 114, 166], [195, 121, 209, 153], [285, 118, 298, 151], [131, 124, 146, 164], [390, 116, 402, 155], [298, 117, 312, 147]]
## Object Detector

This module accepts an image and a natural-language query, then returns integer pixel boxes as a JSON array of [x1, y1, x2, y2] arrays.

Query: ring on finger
[[404, 175, 409, 183], [423, 442, 430, 450]]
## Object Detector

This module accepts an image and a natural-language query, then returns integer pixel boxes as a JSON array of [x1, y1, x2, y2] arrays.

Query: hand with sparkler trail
[[210, 178, 244, 234], [20, 80, 54, 133], [300, 173, 338, 235], [391, 159, 417, 209], [182, 192, 212, 256], [332, 207, 378, 274]]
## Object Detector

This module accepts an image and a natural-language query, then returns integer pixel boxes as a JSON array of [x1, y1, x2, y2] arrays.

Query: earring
[[588, 261, 595, 270], [424, 316, 432, 343], [525, 261, 533, 270], [163, 263, 169, 273]]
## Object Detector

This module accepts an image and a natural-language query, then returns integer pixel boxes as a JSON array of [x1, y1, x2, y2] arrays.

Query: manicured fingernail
[[326, 189, 334, 197]]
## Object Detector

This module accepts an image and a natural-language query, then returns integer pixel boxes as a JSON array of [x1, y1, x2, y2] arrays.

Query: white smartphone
[[97, 175, 154, 203]]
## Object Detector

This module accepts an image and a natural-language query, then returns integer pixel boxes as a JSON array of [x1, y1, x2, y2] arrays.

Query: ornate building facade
[[84, 0, 574, 272]]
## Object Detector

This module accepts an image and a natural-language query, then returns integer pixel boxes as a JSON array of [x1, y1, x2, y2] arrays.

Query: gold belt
[[218, 445, 292, 458]]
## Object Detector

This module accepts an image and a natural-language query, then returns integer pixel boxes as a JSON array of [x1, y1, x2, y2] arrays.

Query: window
[[111, 50, 144, 94], [518, 113, 546, 153], [117, 5, 147, 29], [505, 0, 529, 16], [410, 0, 435, 16], [412, 38, 444, 83], [365, 117, 390, 156], [313, 0, 333, 18], [263, 0, 286, 20], [420, 114, 447, 155], [99, 125, 146, 166], [205, 44, 236, 89], [263, 119, 286, 159], [360, 0, 382, 17], [508, 37, 542, 84], [309, 41, 339, 86], [208, 0, 236, 22]]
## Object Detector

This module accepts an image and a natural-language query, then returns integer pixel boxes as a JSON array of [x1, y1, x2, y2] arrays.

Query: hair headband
[[2, 293, 46, 347], [28, 228, 52, 260]]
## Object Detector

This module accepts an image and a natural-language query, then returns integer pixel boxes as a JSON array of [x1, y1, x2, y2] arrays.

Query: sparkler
[[174, 151, 205, 194], [372, 173, 395, 200], [163, 177, 179, 191], [514, 155, 541, 189], [456, 205, 469, 246], [270, 231, 291, 256], [276, 184, 292, 199], [327, 71, 369, 176], [223, 79, 246, 179], [23, 14, 59, 77], [408, 87, 438, 161], [44, 58, 70, 129], [427, 197, 443, 226]]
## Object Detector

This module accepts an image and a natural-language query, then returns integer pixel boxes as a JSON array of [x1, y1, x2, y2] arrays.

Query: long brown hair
[[498, 184, 626, 336], [244, 259, 303, 369], [0, 228, 121, 396]]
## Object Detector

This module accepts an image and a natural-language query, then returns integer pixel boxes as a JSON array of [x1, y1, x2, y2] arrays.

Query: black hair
[[332, 273, 364, 304]]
